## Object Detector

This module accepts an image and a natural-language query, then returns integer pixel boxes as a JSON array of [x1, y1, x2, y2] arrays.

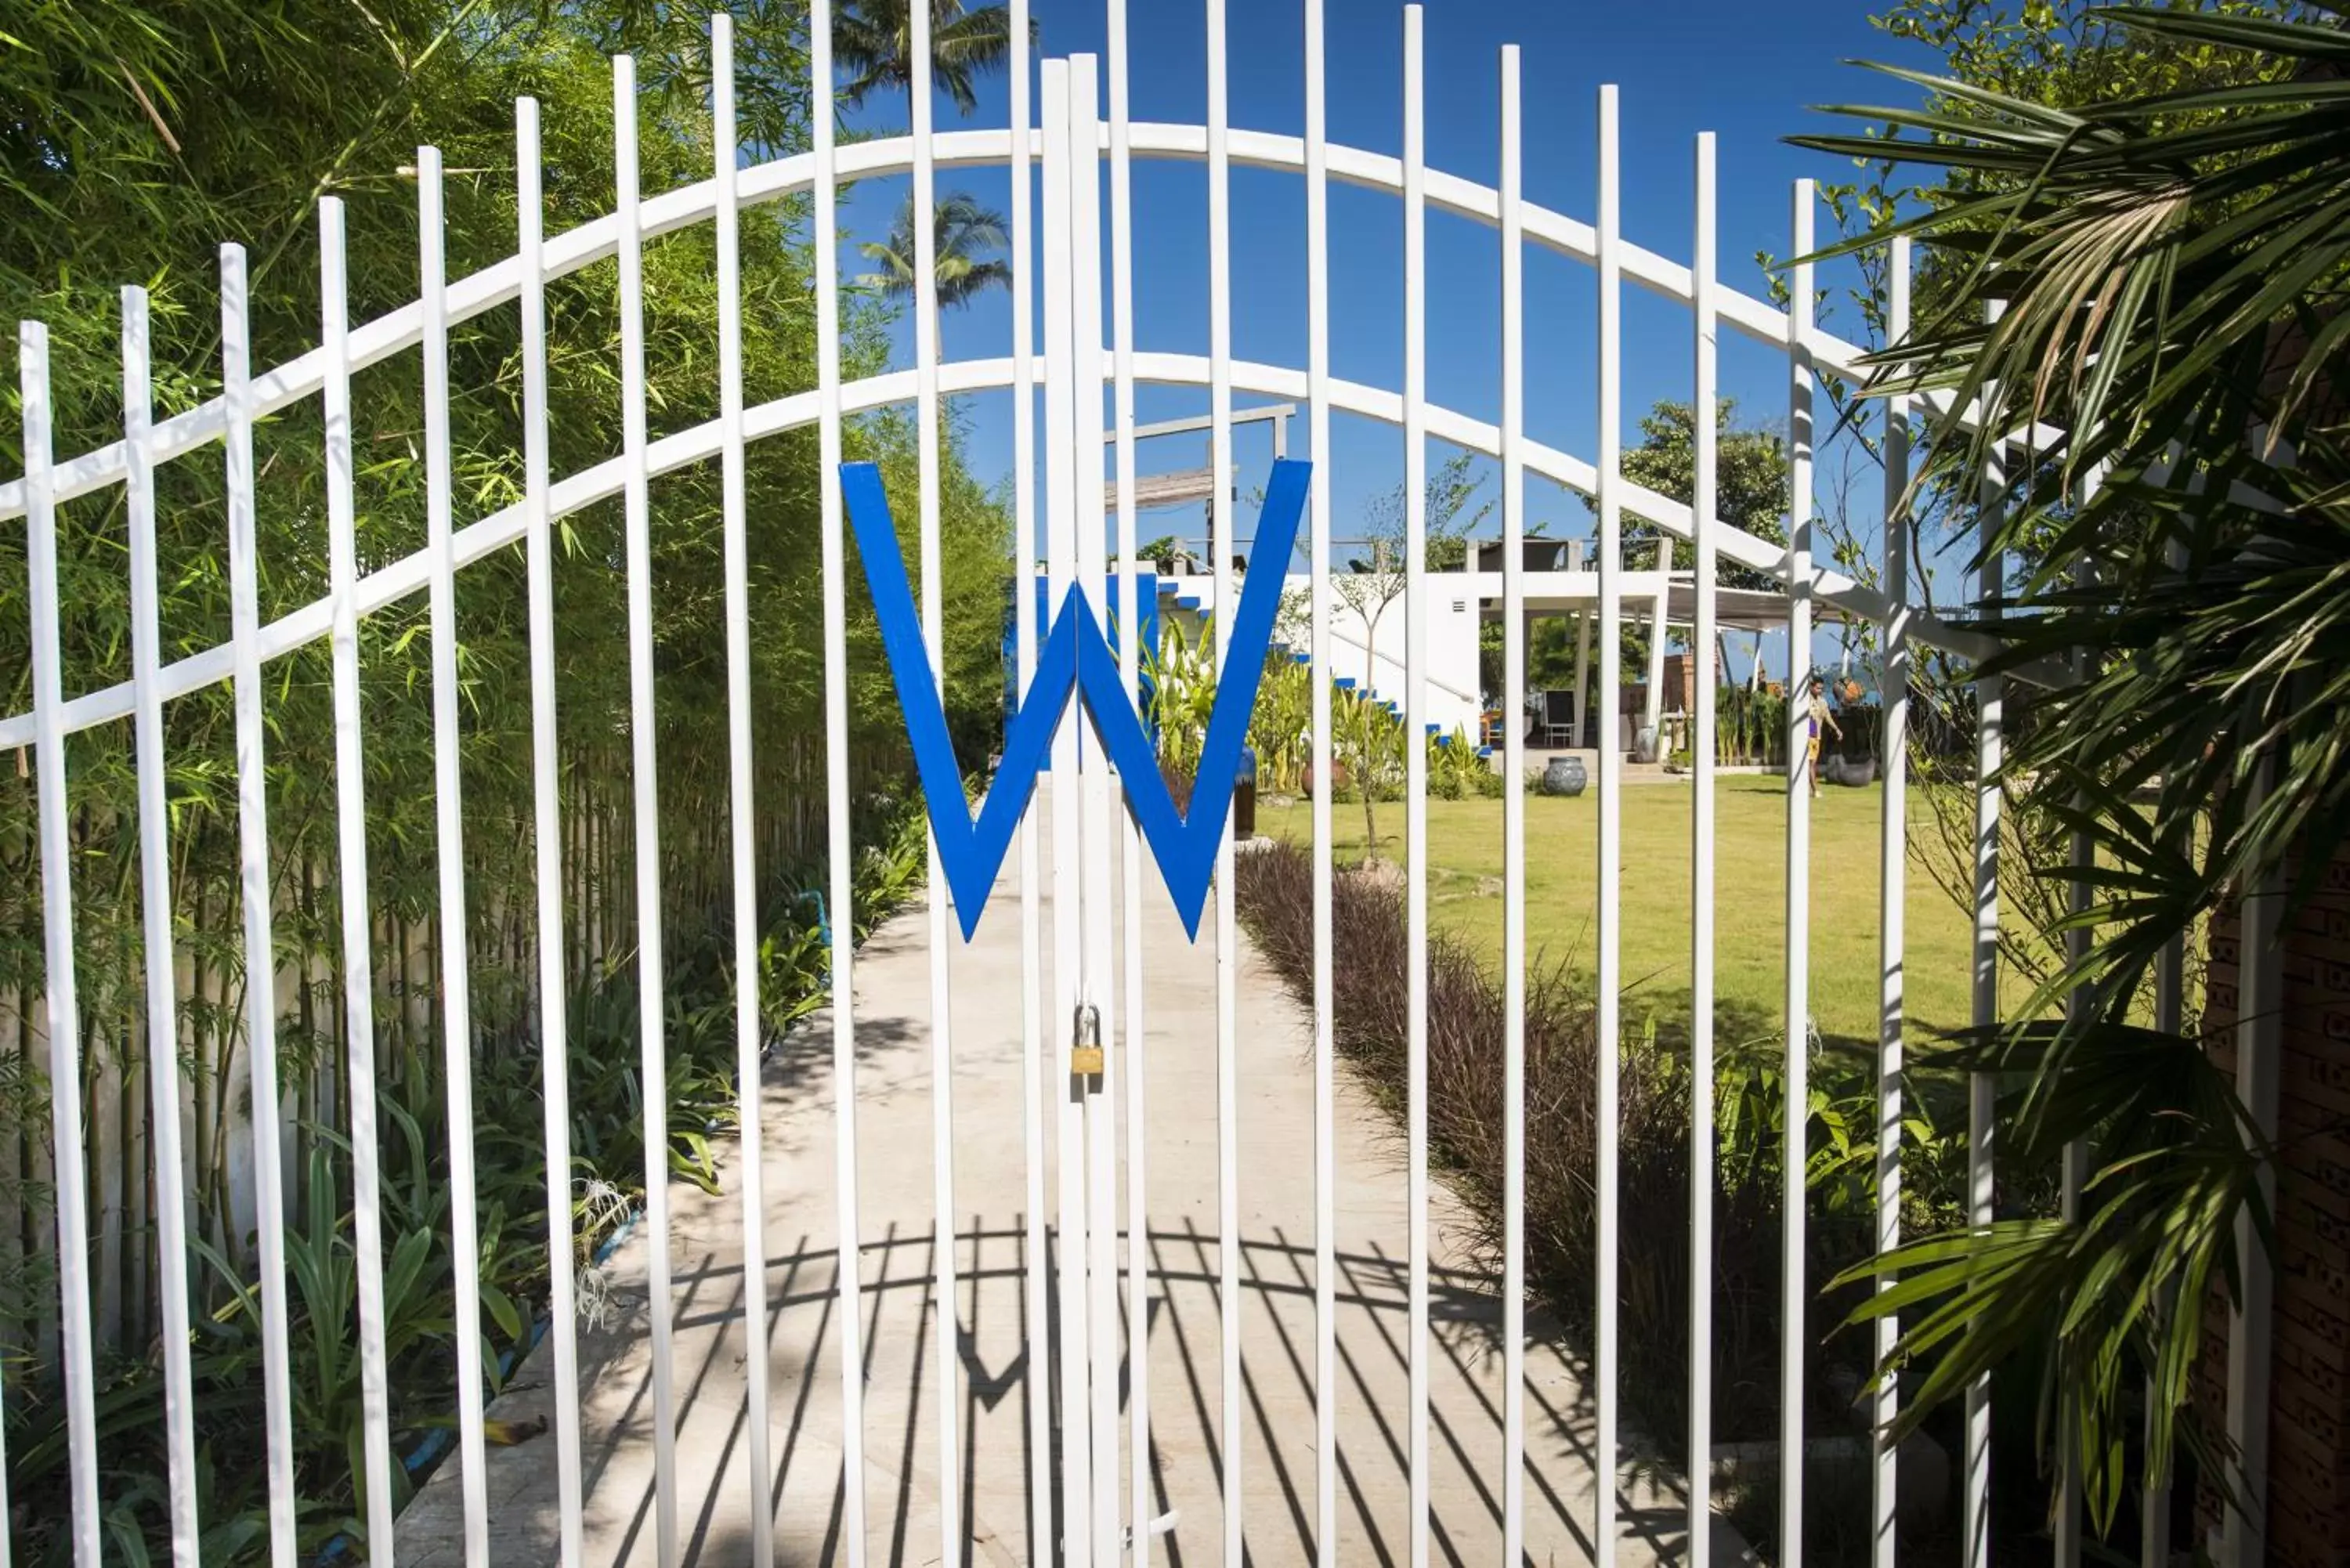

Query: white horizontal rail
[[0, 351, 2019, 753], [0, 123, 2019, 530]]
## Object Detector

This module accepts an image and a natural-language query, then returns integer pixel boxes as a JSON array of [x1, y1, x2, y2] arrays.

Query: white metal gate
[[4, 2, 2261, 1568]]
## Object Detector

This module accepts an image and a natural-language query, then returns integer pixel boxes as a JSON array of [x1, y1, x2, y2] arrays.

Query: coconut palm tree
[[857, 189, 1011, 329], [833, 0, 1026, 117], [1792, 6, 2350, 1536]]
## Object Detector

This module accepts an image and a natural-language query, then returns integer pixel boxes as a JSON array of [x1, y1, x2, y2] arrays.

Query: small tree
[[1332, 686, 1404, 858], [1330, 450, 1490, 853]]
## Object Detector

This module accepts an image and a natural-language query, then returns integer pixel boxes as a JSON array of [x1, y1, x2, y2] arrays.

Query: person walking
[[1801, 673, 1842, 797]]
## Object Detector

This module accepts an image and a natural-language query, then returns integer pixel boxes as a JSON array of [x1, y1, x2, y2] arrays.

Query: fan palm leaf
[[1791, 4, 2350, 1534], [833, 0, 1029, 117], [857, 190, 1013, 310]]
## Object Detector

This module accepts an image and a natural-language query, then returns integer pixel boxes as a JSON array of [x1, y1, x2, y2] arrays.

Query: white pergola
[[1462, 536, 1856, 750]]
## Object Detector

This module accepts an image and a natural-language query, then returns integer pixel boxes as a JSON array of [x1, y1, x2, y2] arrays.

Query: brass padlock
[[1071, 1003, 1104, 1076]]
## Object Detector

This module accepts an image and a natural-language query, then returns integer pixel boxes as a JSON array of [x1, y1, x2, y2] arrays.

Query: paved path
[[399, 821, 1742, 1567]]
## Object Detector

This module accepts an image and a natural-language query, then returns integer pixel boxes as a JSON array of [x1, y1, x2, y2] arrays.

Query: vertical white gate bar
[[1303, 2, 1340, 1559], [1593, 81, 1624, 1568], [2222, 750, 2280, 1568], [612, 60, 682, 1568], [123, 281, 205, 1568], [1871, 234, 1913, 1568], [1963, 302, 2005, 1568], [20, 319, 103, 1568], [317, 201, 400, 1567], [808, 2, 872, 1557], [2056, 471, 2096, 1568], [907, 8, 967, 1562], [420, 147, 494, 1566], [1067, 54, 1124, 1568], [1400, 14, 1433, 1568], [2057, 964, 2086, 1568], [1205, 4, 1246, 1563], [2142, 935, 2182, 1568], [515, 93, 587, 1568], [1779, 179, 1817, 1568], [222, 242, 302, 1568], [1039, 60, 1094, 1565], [1498, 44, 1529, 1568], [1008, 5, 1052, 1563], [711, 20, 776, 1563], [1688, 131, 1719, 1568], [0, 1028, 9, 1559], [1107, 5, 1156, 1555]]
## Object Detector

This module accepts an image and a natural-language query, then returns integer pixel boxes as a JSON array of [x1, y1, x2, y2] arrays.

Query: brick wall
[[2196, 840, 2350, 1566]]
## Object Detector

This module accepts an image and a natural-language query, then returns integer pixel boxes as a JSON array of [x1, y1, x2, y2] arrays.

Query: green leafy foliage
[[830, 0, 1028, 117], [1790, 0, 2343, 1535], [1586, 398, 1791, 591], [0, 2, 993, 1560]]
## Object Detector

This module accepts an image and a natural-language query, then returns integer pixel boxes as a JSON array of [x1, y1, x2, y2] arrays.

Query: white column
[[1644, 537, 1670, 749], [1572, 610, 1592, 746]]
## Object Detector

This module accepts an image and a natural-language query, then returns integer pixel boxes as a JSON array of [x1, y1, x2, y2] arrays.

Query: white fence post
[[1499, 42, 1530, 1568], [1965, 300, 2008, 1568], [318, 197, 400, 1568], [1401, 13, 1434, 1568], [418, 144, 493, 1567], [711, 18, 775, 1564], [1873, 234, 1914, 1568], [1594, 78, 1625, 1568], [1781, 179, 1818, 1568], [1303, 6, 1340, 1563], [220, 241, 303, 1568], [1689, 129, 1720, 1568], [22, 315, 103, 1568], [807, 5, 872, 1561]]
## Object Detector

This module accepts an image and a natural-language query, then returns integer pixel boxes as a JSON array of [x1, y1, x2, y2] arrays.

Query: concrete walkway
[[398, 820, 1742, 1567]]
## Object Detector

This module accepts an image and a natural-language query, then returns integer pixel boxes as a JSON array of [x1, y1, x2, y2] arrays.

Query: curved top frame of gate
[[1, 16, 2034, 751]]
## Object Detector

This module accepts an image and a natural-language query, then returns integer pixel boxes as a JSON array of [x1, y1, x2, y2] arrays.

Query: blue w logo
[[843, 458, 1311, 942]]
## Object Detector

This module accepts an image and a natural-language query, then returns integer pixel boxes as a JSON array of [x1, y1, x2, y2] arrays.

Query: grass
[[1259, 775, 2015, 1053]]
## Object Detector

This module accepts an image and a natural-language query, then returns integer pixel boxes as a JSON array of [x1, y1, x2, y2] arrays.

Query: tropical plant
[[832, 0, 1029, 117], [0, 2, 995, 1558], [1145, 612, 1218, 781], [1716, 684, 1788, 770], [1426, 726, 1493, 800], [1246, 652, 1314, 794], [858, 190, 1014, 323], [1791, 3, 2350, 1534]]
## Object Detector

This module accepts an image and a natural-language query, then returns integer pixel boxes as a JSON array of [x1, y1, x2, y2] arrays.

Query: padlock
[[1071, 1002, 1104, 1076]]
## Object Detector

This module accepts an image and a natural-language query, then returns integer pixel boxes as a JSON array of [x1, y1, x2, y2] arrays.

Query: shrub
[[1228, 836, 1968, 1472], [1235, 838, 1732, 1437]]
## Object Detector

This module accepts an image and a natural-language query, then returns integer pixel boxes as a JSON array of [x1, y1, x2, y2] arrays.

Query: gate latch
[[1071, 1003, 1104, 1077]]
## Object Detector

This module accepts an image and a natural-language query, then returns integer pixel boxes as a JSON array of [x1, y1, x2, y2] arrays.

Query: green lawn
[[1258, 777, 2012, 1052]]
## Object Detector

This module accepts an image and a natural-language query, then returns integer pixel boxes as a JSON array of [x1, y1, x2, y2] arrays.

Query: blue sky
[[829, 0, 1942, 677]]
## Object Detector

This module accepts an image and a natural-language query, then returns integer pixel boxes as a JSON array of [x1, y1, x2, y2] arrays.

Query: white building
[[1155, 536, 1820, 761], [1111, 403, 1833, 761]]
